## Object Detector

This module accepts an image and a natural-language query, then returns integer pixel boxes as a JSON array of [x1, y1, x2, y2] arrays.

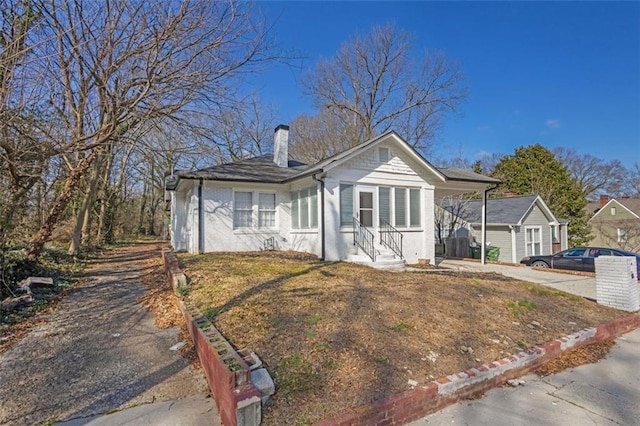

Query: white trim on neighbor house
[[518, 195, 557, 226], [593, 199, 640, 220], [509, 225, 518, 263], [525, 226, 542, 256]]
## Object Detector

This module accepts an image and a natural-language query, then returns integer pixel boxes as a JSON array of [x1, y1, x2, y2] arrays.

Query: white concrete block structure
[[595, 256, 639, 312]]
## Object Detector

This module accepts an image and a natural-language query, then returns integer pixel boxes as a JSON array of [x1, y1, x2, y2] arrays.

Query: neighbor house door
[[356, 186, 377, 229]]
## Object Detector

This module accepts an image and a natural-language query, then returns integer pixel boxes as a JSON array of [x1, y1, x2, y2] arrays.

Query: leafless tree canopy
[[0, 0, 279, 257], [300, 23, 467, 155], [553, 147, 629, 199]]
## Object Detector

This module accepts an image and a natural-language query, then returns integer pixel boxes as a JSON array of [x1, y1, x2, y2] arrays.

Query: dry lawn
[[178, 251, 630, 425]]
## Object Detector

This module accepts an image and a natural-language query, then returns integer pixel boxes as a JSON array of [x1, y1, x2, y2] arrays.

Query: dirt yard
[[177, 251, 630, 425]]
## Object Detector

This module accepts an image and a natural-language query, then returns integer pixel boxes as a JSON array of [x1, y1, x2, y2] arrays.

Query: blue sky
[[253, 1, 640, 168]]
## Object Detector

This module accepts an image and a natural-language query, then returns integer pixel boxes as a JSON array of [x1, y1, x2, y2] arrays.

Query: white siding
[[324, 146, 436, 264]]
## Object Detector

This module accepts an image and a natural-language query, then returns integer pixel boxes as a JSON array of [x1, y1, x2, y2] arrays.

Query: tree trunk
[[68, 151, 104, 254], [96, 144, 116, 243], [27, 149, 99, 261]]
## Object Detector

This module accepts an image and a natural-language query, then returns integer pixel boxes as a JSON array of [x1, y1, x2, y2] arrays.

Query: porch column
[[481, 188, 487, 264], [423, 185, 435, 263]]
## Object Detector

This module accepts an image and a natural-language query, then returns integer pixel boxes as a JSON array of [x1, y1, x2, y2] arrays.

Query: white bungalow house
[[165, 125, 500, 267]]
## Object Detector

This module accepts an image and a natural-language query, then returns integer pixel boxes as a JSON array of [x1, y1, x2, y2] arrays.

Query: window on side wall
[[290, 186, 318, 229], [258, 193, 276, 228], [233, 192, 253, 228]]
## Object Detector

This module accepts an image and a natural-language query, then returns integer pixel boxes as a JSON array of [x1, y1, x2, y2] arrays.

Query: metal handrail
[[379, 218, 403, 259], [353, 217, 376, 262]]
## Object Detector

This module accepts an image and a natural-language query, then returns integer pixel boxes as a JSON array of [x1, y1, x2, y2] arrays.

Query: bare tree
[[20, 0, 276, 259], [289, 109, 356, 163], [553, 147, 628, 199], [0, 0, 51, 249], [302, 23, 467, 154], [434, 195, 473, 246]]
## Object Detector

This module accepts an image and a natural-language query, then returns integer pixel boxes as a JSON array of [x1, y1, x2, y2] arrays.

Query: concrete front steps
[[347, 244, 405, 270]]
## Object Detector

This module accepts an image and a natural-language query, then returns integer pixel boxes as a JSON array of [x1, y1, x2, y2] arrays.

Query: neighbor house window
[[290, 186, 318, 229], [340, 184, 353, 226], [611, 207, 616, 216], [525, 226, 542, 255], [258, 193, 276, 228], [394, 188, 406, 227], [233, 192, 253, 228], [409, 189, 421, 227], [617, 228, 627, 243]]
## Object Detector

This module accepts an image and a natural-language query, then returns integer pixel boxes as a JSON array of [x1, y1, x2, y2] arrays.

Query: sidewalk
[[0, 243, 221, 426], [411, 327, 640, 425]]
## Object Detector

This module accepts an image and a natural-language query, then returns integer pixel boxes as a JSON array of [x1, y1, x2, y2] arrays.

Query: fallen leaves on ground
[[535, 340, 616, 376]]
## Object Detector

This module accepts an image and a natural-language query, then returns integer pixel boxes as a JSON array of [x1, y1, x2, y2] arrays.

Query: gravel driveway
[[0, 243, 211, 425]]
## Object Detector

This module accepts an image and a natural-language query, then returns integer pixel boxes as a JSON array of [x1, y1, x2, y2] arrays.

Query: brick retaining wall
[[315, 314, 640, 426], [163, 249, 640, 426], [162, 250, 261, 426]]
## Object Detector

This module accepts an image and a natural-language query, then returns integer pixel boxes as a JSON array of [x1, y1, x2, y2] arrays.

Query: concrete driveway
[[438, 259, 598, 299]]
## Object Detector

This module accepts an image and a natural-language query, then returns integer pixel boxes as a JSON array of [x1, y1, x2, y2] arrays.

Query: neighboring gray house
[[165, 125, 499, 267], [441, 194, 568, 263]]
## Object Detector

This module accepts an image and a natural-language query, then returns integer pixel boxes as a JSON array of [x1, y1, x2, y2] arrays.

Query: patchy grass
[[506, 299, 538, 318], [178, 251, 631, 425]]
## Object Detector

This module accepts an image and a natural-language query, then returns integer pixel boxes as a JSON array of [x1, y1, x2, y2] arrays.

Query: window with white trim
[[525, 226, 542, 255], [409, 189, 421, 227], [394, 188, 406, 227], [379, 187, 390, 224], [340, 184, 353, 227], [258, 193, 276, 228], [291, 186, 318, 229], [611, 207, 616, 216], [233, 192, 253, 228], [379, 147, 390, 162], [617, 228, 627, 243]]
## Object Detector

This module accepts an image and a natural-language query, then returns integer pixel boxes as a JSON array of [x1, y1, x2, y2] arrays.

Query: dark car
[[520, 247, 640, 276]]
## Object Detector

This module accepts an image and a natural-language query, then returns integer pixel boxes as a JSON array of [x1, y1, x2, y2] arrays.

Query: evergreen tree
[[491, 144, 591, 246]]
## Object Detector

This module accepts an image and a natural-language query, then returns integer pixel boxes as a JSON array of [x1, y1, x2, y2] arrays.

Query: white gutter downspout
[[509, 225, 517, 263]]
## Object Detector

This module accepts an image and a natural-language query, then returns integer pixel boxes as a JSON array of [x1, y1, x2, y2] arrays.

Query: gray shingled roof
[[166, 130, 499, 189], [439, 167, 500, 184], [456, 194, 541, 225], [168, 155, 310, 186]]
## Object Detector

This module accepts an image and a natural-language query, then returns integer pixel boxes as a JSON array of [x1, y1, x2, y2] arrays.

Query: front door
[[356, 187, 376, 229]]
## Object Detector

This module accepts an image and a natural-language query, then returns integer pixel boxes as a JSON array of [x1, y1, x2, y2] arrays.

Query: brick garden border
[[162, 250, 261, 426], [163, 249, 640, 426], [315, 314, 640, 425]]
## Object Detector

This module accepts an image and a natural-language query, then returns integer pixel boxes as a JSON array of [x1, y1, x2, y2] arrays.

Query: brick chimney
[[273, 124, 289, 168], [599, 194, 609, 207]]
